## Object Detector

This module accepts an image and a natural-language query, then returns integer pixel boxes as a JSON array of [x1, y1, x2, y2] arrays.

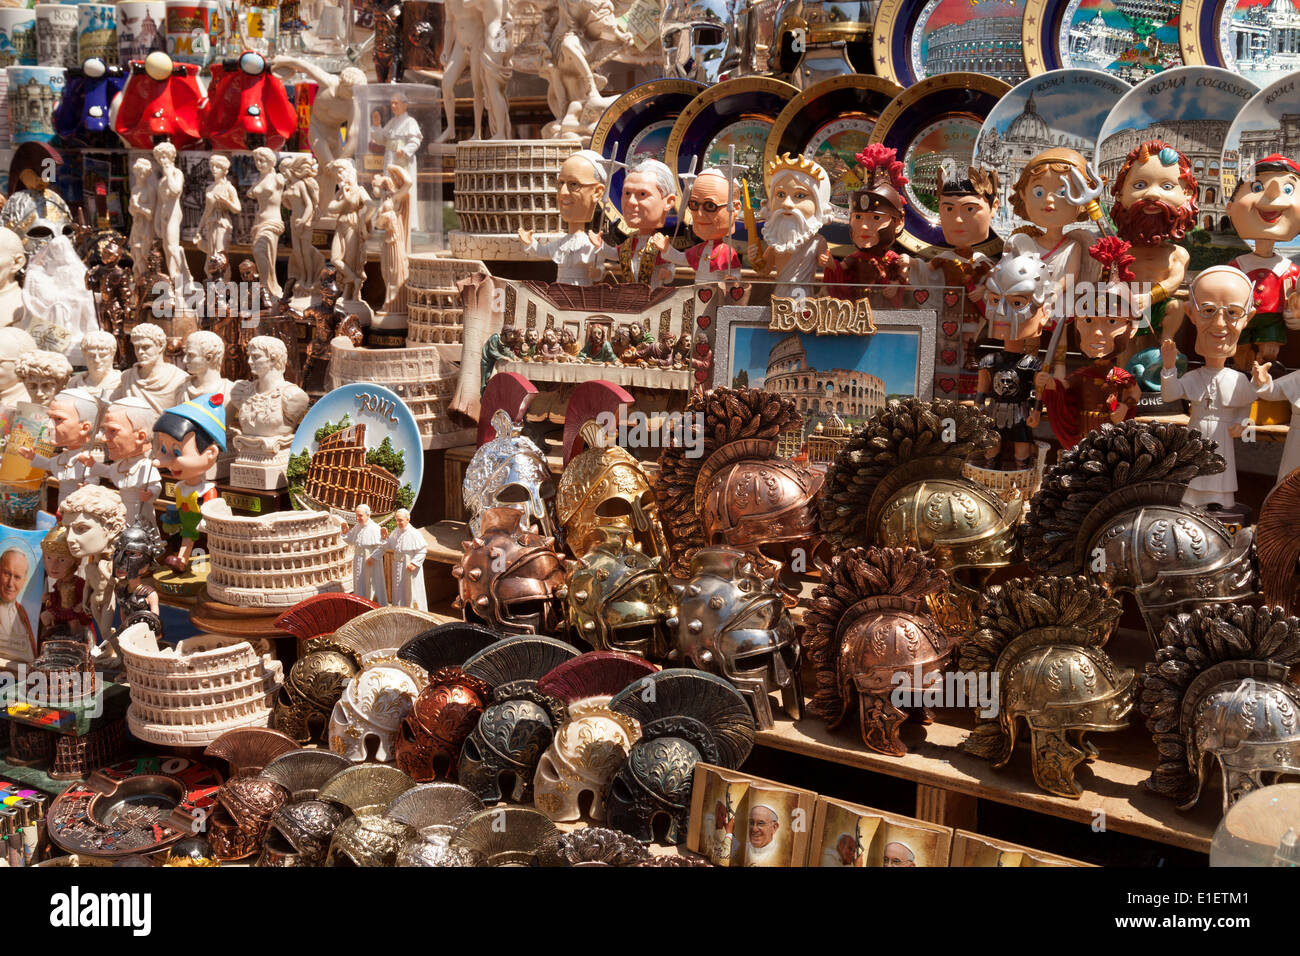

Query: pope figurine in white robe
[[1254, 361, 1300, 488], [370, 91, 423, 233], [342, 504, 388, 604], [384, 508, 427, 610], [1161, 265, 1260, 510]]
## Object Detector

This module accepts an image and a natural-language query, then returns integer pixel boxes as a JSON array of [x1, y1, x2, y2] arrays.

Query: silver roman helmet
[[984, 233, 1054, 342], [463, 409, 556, 538]]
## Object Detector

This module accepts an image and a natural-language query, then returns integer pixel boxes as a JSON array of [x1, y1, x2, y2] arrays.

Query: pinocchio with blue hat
[[152, 393, 227, 573]]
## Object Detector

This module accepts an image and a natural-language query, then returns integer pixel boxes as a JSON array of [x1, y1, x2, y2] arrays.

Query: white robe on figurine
[[1161, 365, 1257, 499], [31, 447, 99, 506], [88, 456, 161, 531], [345, 520, 388, 604], [1257, 369, 1300, 488], [384, 524, 428, 611], [524, 233, 604, 286]]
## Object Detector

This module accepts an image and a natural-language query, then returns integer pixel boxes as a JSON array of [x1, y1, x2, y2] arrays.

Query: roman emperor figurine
[[517, 149, 607, 286], [112, 323, 189, 416], [228, 335, 310, 490], [68, 328, 122, 400], [60, 484, 128, 658], [750, 154, 832, 298]]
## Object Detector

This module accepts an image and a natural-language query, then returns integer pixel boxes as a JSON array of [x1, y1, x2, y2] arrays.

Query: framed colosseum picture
[[286, 383, 425, 525], [714, 300, 937, 450]]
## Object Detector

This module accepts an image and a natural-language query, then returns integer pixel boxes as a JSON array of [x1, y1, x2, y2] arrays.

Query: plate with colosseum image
[[1220, 71, 1300, 257], [975, 69, 1131, 238], [287, 384, 423, 525], [1023, 0, 1184, 83], [1180, 0, 1300, 88], [1094, 67, 1258, 229], [873, 0, 1030, 88]]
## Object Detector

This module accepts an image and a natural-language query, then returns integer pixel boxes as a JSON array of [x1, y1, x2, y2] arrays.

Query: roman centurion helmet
[[669, 546, 801, 730], [275, 651, 358, 745], [452, 507, 570, 636], [463, 409, 557, 538], [657, 387, 823, 579], [1022, 421, 1255, 651], [565, 529, 677, 660], [605, 669, 755, 845], [804, 548, 954, 756], [457, 636, 581, 804], [1139, 604, 1300, 814], [206, 777, 289, 861], [328, 656, 429, 763], [556, 420, 668, 560], [532, 652, 659, 823], [819, 399, 1020, 629], [1257, 469, 1300, 616], [391, 623, 500, 783], [960, 576, 1134, 798]]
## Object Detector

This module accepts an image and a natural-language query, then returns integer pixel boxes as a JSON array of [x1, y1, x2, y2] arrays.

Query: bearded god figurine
[[750, 154, 831, 298], [824, 144, 910, 297], [1109, 140, 1196, 345], [518, 150, 607, 286], [1161, 266, 1259, 512], [1226, 154, 1300, 369], [602, 159, 678, 288]]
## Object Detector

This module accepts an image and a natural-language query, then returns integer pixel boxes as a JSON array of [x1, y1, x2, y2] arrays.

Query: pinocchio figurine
[[152, 393, 227, 573]]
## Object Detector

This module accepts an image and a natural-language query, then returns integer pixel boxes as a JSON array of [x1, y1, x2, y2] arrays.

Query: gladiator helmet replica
[[258, 800, 346, 867], [327, 656, 429, 763], [207, 777, 289, 861], [669, 546, 801, 729], [457, 635, 581, 803], [661, 0, 739, 84], [605, 669, 755, 844], [391, 623, 500, 783], [463, 409, 557, 538], [1022, 420, 1255, 650], [959, 576, 1134, 798], [326, 815, 417, 867], [532, 652, 658, 822], [557, 420, 669, 559], [804, 548, 954, 756], [565, 528, 677, 660], [1139, 604, 1300, 815], [1257, 469, 1300, 616], [452, 507, 570, 636], [387, 783, 487, 867], [818, 399, 1021, 628], [656, 386, 823, 578]]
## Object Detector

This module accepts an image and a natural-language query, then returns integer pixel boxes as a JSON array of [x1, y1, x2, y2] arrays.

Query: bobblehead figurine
[[669, 167, 743, 281], [152, 393, 227, 573], [1226, 154, 1300, 369], [823, 144, 911, 298], [603, 158, 679, 288]]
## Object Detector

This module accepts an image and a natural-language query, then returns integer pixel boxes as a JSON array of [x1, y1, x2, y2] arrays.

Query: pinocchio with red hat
[[152, 393, 227, 573]]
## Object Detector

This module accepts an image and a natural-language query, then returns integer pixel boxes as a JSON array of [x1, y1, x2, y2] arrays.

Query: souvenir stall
[[0, 0, 1298, 873]]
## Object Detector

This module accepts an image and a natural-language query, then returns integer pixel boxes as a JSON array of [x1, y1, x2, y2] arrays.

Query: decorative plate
[[664, 75, 799, 243], [288, 383, 424, 524], [873, 0, 1029, 88], [1221, 71, 1300, 256], [47, 757, 222, 859], [1024, 0, 1183, 81], [974, 68, 1130, 237], [589, 78, 706, 236], [764, 74, 903, 245], [1181, 0, 1300, 87], [867, 72, 1012, 252], [1095, 66, 1258, 225]]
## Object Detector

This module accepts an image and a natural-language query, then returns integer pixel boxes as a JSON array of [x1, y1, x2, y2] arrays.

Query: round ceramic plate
[[764, 74, 903, 244], [873, 0, 1029, 88], [1024, 0, 1183, 81], [289, 383, 424, 522], [867, 72, 1011, 252], [1182, 0, 1300, 87], [1221, 71, 1300, 256], [974, 68, 1130, 237], [664, 75, 798, 242], [47, 757, 222, 859], [589, 78, 706, 236], [1095, 66, 1258, 227]]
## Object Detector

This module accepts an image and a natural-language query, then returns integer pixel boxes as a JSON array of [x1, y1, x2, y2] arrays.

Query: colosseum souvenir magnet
[[873, 0, 1029, 88]]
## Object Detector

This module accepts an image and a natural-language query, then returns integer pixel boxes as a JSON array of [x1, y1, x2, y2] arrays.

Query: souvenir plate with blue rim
[[664, 75, 798, 243], [1023, 0, 1183, 81], [866, 72, 1011, 253], [974, 68, 1130, 237], [1221, 71, 1300, 256], [1181, 0, 1300, 87], [289, 383, 424, 523], [764, 74, 903, 246], [1095, 66, 1258, 221], [590, 78, 706, 236], [872, 0, 1029, 88]]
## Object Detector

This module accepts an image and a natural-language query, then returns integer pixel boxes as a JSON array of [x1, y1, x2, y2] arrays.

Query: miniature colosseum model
[[327, 342, 474, 450], [118, 623, 285, 747], [406, 254, 484, 345], [201, 500, 352, 607], [449, 140, 582, 260]]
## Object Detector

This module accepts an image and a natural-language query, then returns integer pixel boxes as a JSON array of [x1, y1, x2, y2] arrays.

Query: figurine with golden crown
[[749, 154, 832, 297]]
